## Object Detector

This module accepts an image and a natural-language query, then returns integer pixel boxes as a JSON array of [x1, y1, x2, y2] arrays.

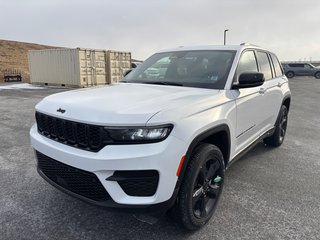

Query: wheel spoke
[[207, 187, 219, 198], [192, 187, 203, 206], [199, 166, 207, 182], [282, 116, 287, 125], [206, 161, 220, 180], [279, 110, 287, 139], [200, 195, 208, 218]]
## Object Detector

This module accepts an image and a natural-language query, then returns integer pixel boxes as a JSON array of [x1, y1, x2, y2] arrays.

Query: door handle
[[277, 82, 282, 87], [259, 88, 267, 94]]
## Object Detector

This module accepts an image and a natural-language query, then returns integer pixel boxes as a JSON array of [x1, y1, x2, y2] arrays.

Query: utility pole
[[224, 29, 229, 45]]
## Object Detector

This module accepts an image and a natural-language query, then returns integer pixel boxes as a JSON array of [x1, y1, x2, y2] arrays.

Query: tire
[[286, 71, 294, 78], [315, 72, 320, 79], [264, 105, 288, 147], [173, 143, 225, 230]]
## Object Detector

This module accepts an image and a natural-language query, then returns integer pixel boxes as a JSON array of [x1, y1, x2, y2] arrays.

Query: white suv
[[30, 44, 291, 230]]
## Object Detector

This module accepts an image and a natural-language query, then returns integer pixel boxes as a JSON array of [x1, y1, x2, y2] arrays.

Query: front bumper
[[30, 124, 187, 207]]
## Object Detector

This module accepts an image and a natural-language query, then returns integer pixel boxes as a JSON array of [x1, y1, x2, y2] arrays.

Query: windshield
[[123, 50, 236, 89]]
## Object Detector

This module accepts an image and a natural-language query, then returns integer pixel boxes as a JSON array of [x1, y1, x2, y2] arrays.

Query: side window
[[270, 54, 283, 77], [289, 64, 303, 68], [236, 51, 258, 77], [256, 51, 273, 80], [304, 64, 312, 69]]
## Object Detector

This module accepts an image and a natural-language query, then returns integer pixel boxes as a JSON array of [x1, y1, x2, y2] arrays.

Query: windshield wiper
[[140, 81, 184, 86]]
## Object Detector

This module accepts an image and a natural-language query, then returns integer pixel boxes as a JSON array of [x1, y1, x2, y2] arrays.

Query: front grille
[[35, 112, 111, 152], [36, 151, 110, 202], [109, 170, 159, 197]]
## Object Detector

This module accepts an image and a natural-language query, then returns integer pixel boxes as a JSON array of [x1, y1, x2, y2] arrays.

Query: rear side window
[[271, 54, 283, 77], [236, 51, 258, 76], [256, 51, 273, 80]]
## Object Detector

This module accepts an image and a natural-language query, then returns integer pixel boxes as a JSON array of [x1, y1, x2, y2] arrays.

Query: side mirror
[[233, 72, 264, 89], [131, 62, 139, 68], [123, 69, 132, 77]]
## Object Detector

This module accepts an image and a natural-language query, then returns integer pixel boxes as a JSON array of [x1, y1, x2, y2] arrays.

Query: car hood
[[36, 83, 222, 125]]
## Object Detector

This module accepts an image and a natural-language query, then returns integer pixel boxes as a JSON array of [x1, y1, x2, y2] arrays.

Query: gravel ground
[[0, 78, 319, 240]]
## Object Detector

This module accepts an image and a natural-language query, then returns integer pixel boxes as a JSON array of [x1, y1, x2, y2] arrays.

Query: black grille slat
[[36, 151, 110, 202], [35, 112, 109, 152], [65, 121, 76, 144], [77, 124, 88, 147], [35, 112, 42, 131], [89, 126, 101, 149], [56, 118, 65, 141], [42, 114, 50, 135], [47, 117, 55, 137]]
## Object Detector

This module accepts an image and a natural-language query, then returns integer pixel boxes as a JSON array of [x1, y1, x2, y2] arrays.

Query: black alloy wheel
[[279, 105, 288, 143], [264, 105, 289, 147], [192, 158, 223, 219], [173, 143, 225, 230]]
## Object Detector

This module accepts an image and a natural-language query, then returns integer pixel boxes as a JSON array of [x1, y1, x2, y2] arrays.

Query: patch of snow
[[0, 83, 45, 90]]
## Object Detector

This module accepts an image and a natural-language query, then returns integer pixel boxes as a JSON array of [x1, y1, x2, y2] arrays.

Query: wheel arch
[[176, 124, 231, 188], [282, 95, 291, 111]]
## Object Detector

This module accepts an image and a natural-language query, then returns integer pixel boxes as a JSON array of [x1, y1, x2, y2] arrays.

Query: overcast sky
[[1, 0, 320, 61]]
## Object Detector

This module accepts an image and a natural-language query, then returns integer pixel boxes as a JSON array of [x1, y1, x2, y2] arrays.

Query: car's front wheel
[[314, 72, 320, 79], [173, 143, 225, 230]]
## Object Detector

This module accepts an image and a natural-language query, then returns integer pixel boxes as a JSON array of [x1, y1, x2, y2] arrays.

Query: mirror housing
[[123, 69, 132, 77], [233, 72, 264, 89]]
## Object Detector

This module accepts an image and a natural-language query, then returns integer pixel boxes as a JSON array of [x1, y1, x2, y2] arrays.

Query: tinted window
[[271, 54, 283, 77], [289, 64, 303, 68], [236, 51, 258, 76], [125, 50, 236, 89], [304, 64, 312, 69], [256, 51, 273, 80]]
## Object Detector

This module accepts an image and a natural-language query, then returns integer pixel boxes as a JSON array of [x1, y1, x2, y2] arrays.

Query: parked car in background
[[282, 63, 320, 79]]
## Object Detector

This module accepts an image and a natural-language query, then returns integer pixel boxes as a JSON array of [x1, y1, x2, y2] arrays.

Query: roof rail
[[240, 43, 261, 47]]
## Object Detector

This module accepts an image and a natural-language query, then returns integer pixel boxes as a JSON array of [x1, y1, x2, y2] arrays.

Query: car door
[[255, 51, 283, 132], [293, 63, 305, 76], [302, 64, 314, 76], [232, 50, 268, 155], [269, 53, 287, 123]]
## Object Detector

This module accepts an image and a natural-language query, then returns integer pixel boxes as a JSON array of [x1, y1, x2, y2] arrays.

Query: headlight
[[105, 125, 173, 143]]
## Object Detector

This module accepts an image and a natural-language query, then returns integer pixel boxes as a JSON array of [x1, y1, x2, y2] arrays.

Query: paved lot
[[0, 78, 320, 240]]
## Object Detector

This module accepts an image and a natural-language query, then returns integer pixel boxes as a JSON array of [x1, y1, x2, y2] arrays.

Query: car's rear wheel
[[315, 72, 320, 79], [173, 143, 225, 230], [286, 71, 294, 78], [264, 105, 288, 147]]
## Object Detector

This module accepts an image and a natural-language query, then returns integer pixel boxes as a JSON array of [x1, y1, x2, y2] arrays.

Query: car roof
[[157, 44, 270, 54]]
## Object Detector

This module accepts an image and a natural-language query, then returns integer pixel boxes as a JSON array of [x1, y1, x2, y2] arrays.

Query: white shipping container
[[107, 50, 132, 84], [28, 48, 131, 87]]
